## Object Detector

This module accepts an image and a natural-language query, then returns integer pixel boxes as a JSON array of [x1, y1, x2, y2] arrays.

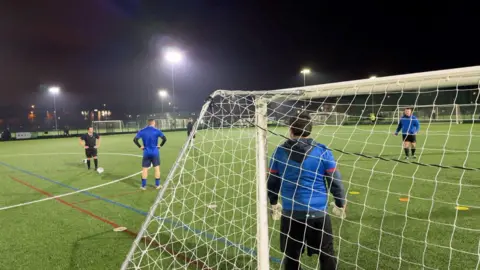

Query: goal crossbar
[[214, 65, 480, 99]]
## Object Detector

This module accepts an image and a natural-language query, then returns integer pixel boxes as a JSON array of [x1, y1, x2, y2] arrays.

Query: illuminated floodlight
[[165, 49, 183, 64], [158, 90, 168, 98], [300, 68, 311, 75], [48, 86, 60, 94]]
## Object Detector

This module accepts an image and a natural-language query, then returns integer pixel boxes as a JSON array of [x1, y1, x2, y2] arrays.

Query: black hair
[[289, 112, 312, 137]]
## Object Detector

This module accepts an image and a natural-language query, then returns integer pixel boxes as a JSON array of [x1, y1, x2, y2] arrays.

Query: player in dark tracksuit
[[394, 107, 420, 159], [186, 118, 195, 147], [268, 113, 346, 270], [80, 127, 100, 170]]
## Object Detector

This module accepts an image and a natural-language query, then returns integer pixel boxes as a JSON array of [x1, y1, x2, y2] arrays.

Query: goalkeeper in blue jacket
[[394, 107, 420, 159], [267, 112, 346, 270]]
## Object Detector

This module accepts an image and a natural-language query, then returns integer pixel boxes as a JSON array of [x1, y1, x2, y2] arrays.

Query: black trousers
[[280, 214, 337, 270]]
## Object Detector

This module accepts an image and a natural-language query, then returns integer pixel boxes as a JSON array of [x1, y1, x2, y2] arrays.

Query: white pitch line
[[0, 152, 143, 158], [0, 152, 144, 212]]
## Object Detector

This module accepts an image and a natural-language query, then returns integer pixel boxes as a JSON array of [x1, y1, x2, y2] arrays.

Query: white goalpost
[[310, 112, 348, 126], [122, 66, 480, 270], [91, 120, 124, 133]]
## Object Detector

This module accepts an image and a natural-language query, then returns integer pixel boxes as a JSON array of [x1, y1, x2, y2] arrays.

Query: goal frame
[[121, 65, 480, 269], [310, 112, 349, 126], [91, 120, 124, 133]]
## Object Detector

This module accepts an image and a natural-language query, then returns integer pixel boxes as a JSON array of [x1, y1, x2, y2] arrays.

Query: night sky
[[1, 1, 478, 116]]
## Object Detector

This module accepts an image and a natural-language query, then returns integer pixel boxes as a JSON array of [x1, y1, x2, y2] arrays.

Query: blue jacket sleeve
[[267, 148, 281, 205], [324, 170, 346, 208], [395, 119, 402, 134], [321, 150, 346, 208], [414, 117, 420, 133]]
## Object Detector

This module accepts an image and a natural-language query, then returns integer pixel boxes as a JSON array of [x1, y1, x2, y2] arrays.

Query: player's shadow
[[121, 177, 142, 189], [68, 230, 131, 269], [405, 151, 461, 157], [149, 231, 256, 270], [98, 172, 141, 189], [119, 179, 157, 189], [101, 171, 128, 180], [336, 158, 378, 163], [337, 151, 461, 165], [64, 161, 87, 169]]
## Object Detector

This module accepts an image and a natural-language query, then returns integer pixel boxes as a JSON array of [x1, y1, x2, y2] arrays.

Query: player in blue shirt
[[394, 107, 420, 159], [133, 119, 167, 190], [268, 112, 346, 270]]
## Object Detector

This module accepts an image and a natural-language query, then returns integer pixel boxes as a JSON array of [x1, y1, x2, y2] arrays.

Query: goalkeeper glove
[[271, 203, 282, 221], [330, 202, 346, 219]]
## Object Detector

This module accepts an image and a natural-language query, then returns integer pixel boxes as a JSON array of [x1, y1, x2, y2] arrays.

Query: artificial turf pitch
[[0, 124, 479, 269]]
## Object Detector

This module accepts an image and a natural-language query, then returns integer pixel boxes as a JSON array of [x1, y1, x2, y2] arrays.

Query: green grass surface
[[1, 124, 479, 269]]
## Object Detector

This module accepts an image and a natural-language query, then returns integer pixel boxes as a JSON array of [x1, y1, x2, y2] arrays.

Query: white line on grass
[[0, 152, 142, 158], [0, 152, 144, 212]]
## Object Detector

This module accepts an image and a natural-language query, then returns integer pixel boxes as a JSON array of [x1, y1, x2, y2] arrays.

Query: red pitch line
[[9, 176, 214, 270], [70, 190, 145, 205]]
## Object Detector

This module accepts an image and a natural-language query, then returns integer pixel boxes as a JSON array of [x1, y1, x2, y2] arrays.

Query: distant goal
[[310, 112, 348, 126], [92, 120, 124, 133]]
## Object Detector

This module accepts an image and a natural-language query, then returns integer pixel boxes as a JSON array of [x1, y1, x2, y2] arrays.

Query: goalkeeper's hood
[[282, 138, 315, 163]]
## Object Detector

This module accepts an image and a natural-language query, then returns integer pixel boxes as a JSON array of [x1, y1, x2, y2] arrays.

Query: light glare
[[158, 90, 168, 97], [49, 86, 60, 94], [300, 69, 311, 74], [165, 49, 183, 64]]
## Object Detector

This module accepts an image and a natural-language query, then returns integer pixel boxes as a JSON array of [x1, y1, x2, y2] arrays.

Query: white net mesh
[[310, 112, 348, 126], [92, 120, 124, 133], [122, 66, 480, 270]]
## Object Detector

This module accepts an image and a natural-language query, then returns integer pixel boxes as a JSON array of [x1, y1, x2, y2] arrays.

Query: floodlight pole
[[165, 48, 183, 113], [158, 90, 168, 113], [53, 93, 58, 131], [171, 64, 175, 113], [300, 69, 310, 108]]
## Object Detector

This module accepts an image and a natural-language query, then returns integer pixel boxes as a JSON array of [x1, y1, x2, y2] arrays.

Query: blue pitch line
[[0, 161, 282, 264]]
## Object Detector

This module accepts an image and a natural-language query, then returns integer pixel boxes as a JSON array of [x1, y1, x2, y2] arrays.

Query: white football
[[97, 167, 104, 174], [82, 159, 87, 164]]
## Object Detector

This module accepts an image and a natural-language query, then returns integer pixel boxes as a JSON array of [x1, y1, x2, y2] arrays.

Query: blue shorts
[[142, 154, 160, 168]]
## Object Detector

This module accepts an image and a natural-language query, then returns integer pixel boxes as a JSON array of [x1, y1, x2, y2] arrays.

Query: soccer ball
[[82, 159, 87, 164], [97, 167, 104, 174]]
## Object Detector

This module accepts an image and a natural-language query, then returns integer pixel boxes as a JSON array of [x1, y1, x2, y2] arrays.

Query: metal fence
[[1, 111, 198, 141]]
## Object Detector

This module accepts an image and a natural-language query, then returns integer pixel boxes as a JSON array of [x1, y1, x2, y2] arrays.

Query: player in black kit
[[186, 118, 195, 148], [80, 127, 101, 170]]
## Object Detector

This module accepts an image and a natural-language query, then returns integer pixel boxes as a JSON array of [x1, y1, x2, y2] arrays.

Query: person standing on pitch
[[133, 119, 167, 190], [394, 107, 420, 159], [267, 112, 346, 270], [186, 118, 195, 147], [79, 127, 101, 171]]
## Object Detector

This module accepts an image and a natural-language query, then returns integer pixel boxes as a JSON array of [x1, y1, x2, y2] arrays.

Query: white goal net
[[122, 66, 480, 270], [92, 120, 124, 133], [310, 112, 348, 126]]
